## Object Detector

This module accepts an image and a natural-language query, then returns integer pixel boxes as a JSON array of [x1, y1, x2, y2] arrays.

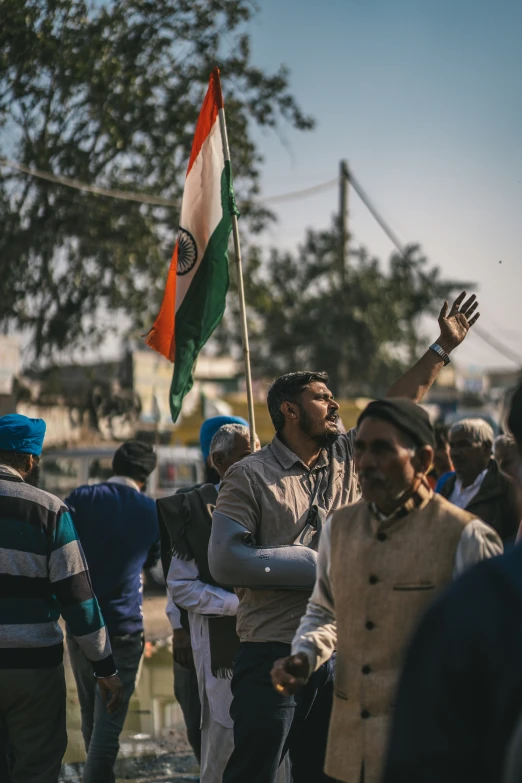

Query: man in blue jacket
[[66, 440, 160, 783]]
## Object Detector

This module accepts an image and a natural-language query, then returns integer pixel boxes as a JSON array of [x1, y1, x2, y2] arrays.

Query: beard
[[25, 464, 40, 487], [298, 404, 340, 448]]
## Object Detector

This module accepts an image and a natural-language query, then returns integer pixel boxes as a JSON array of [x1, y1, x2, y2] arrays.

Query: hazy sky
[[244, 0, 522, 370]]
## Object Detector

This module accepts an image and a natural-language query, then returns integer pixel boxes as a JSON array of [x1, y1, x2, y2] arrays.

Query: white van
[[40, 445, 204, 501]]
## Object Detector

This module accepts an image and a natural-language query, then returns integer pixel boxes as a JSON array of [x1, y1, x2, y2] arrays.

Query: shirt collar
[[107, 475, 142, 492], [0, 464, 24, 480], [269, 434, 329, 472], [370, 478, 433, 523], [454, 467, 488, 496]]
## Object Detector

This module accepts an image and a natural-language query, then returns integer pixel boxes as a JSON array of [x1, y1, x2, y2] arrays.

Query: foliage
[[0, 0, 313, 360], [217, 220, 470, 396]]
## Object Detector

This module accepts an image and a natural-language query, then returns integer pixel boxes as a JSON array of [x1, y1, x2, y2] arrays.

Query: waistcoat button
[[369, 575, 378, 585], [362, 665, 371, 675], [365, 621, 375, 630], [361, 709, 371, 719], [377, 532, 387, 542]]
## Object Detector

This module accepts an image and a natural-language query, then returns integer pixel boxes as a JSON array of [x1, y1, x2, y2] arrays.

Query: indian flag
[[146, 68, 236, 421]]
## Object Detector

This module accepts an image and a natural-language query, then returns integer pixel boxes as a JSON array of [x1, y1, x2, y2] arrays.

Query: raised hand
[[437, 292, 480, 352]]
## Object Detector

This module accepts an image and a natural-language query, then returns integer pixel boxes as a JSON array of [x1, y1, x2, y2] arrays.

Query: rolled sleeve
[[214, 461, 261, 535], [291, 516, 337, 674], [453, 518, 503, 578]]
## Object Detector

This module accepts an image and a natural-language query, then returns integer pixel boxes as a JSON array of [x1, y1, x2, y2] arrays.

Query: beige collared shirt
[[214, 431, 360, 644]]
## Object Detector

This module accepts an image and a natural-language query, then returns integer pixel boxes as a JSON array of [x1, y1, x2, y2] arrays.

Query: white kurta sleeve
[[291, 516, 337, 675], [166, 555, 239, 617], [165, 592, 183, 630], [453, 518, 503, 579]]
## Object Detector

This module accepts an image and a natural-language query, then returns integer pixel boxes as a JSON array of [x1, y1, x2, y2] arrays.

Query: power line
[[467, 327, 522, 367], [348, 168, 522, 367], [0, 157, 179, 207], [262, 178, 338, 204], [0, 156, 337, 207], [3, 150, 518, 365], [348, 171, 406, 257]]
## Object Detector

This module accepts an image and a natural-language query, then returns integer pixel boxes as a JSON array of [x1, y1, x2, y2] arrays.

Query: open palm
[[438, 292, 480, 351]]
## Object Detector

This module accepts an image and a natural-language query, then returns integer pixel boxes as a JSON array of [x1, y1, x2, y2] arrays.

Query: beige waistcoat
[[326, 494, 475, 783]]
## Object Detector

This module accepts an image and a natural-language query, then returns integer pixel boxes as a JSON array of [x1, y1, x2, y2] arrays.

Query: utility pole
[[338, 160, 349, 397], [339, 160, 349, 286]]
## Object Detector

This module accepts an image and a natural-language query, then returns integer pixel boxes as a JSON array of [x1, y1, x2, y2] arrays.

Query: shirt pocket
[[393, 582, 435, 591]]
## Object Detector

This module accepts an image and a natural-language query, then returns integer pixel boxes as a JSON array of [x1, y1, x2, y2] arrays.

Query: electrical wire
[[261, 178, 338, 204], [348, 168, 522, 366], [0, 157, 179, 207], [348, 171, 406, 257], [0, 156, 337, 207], [2, 151, 519, 365]]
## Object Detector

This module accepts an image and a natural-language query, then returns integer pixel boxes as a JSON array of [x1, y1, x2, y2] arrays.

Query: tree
[[216, 219, 470, 397], [0, 0, 313, 360]]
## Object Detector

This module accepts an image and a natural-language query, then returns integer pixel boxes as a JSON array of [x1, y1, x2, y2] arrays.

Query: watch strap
[[429, 343, 451, 366]]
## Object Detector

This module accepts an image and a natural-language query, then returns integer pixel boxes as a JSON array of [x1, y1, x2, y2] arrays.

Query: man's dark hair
[[508, 383, 522, 455], [434, 423, 450, 450], [0, 450, 39, 471], [267, 371, 329, 433]]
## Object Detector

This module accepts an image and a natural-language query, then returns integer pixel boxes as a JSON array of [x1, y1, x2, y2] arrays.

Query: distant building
[[13, 348, 243, 446], [0, 336, 20, 415], [133, 349, 242, 431], [487, 368, 522, 394]]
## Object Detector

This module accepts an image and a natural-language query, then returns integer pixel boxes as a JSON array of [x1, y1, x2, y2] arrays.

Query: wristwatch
[[429, 343, 451, 366]]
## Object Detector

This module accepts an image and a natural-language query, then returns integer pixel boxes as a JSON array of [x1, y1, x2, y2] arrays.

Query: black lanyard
[[306, 450, 332, 535]]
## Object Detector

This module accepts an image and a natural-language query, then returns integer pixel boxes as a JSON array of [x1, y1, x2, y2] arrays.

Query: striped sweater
[[0, 466, 115, 675]]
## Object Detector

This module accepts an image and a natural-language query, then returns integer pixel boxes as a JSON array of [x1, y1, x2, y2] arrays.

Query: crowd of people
[[2, 290, 522, 783]]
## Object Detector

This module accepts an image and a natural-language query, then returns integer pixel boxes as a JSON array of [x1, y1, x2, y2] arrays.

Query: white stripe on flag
[[176, 119, 225, 310]]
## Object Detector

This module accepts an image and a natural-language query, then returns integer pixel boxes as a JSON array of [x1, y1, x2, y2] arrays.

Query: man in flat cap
[[0, 414, 123, 782], [271, 398, 503, 783], [65, 440, 160, 783]]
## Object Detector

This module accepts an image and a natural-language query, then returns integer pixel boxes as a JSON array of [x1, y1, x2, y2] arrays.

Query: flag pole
[[217, 102, 257, 453]]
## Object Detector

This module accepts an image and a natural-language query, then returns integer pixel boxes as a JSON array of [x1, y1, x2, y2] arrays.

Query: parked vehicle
[[40, 445, 204, 501]]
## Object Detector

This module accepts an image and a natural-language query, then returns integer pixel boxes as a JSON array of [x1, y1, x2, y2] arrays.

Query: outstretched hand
[[438, 292, 480, 352]]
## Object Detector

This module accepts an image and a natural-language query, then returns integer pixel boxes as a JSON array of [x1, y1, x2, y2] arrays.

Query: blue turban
[[199, 415, 249, 462], [0, 414, 47, 456]]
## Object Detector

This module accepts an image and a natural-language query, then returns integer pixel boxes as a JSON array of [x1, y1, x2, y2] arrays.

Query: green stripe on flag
[[169, 162, 234, 421]]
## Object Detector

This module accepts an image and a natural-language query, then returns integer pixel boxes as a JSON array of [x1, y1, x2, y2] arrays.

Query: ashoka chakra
[[177, 227, 198, 276]]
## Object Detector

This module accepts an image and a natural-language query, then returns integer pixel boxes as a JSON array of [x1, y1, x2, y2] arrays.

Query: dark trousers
[[173, 658, 202, 763], [0, 665, 67, 783], [67, 630, 144, 783], [223, 641, 335, 783]]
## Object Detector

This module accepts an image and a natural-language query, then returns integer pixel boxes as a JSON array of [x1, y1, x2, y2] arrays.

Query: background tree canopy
[[0, 0, 470, 388], [216, 223, 469, 396], [0, 0, 313, 360]]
